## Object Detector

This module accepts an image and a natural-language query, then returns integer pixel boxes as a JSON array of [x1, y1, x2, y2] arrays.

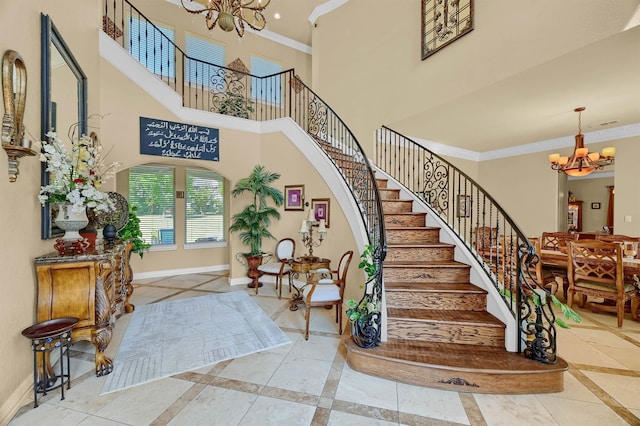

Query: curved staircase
[[344, 177, 568, 394]]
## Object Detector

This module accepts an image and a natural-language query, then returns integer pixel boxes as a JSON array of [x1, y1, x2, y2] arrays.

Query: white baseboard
[[133, 264, 229, 280], [0, 375, 33, 426]]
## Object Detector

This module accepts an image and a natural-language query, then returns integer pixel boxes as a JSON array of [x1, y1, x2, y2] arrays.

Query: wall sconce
[[2, 50, 35, 182], [299, 207, 327, 259]]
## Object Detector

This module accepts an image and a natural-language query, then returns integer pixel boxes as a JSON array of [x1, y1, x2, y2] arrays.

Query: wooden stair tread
[[345, 339, 568, 374], [387, 308, 504, 326], [385, 282, 487, 293]]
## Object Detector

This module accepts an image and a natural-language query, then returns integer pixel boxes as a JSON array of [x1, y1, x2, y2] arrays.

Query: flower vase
[[55, 204, 89, 241]]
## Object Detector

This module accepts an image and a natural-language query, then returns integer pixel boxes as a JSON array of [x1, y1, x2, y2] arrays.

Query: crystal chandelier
[[180, 0, 270, 37], [548, 107, 615, 177]]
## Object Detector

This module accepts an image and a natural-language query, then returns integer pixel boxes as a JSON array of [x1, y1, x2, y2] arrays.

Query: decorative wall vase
[[55, 204, 89, 241]]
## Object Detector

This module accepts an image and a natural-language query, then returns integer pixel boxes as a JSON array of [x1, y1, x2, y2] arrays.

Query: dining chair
[[540, 231, 577, 300], [499, 236, 558, 298], [474, 227, 500, 267], [566, 239, 639, 327], [301, 250, 353, 340], [256, 238, 295, 298], [527, 237, 560, 297]]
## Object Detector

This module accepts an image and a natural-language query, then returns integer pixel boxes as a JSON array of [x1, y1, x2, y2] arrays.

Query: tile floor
[[9, 272, 640, 425]]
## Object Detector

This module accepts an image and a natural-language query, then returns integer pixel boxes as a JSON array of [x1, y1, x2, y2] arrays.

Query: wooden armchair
[[541, 231, 577, 300], [474, 226, 499, 261], [567, 239, 639, 327], [499, 237, 558, 298], [302, 250, 353, 340]]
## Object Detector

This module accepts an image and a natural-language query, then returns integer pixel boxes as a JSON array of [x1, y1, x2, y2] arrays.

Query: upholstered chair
[[257, 238, 295, 298]]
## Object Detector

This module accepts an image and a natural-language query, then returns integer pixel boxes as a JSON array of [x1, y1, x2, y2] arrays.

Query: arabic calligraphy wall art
[[139, 116, 219, 161], [422, 0, 473, 60]]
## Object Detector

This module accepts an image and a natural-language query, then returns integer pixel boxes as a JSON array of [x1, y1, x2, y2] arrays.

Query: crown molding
[[408, 122, 640, 163], [309, 0, 349, 25]]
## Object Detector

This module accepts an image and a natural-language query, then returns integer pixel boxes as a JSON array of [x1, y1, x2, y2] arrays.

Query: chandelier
[[180, 0, 271, 37], [548, 107, 615, 177]]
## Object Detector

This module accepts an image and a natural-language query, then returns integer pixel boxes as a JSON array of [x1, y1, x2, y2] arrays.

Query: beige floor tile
[[595, 345, 640, 370], [168, 386, 256, 425], [335, 364, 398, 411], [397, 382, 469, 424], [473, 394, 557, 426], [327, 409, 399, 425], [569, 328, 640, 349], [536, 394, 628, 426], [8, 404, 89, 426], [151, 273, 217, 289], [218, 350, 287, 385], [547, 372, 602, 404], [238, 395, 317, 426], [94, 377, 193, 425], [267, 355, 333, 395], [556, 329, 628, 369], [287, 334, 341, 362], [582, 371, 640, 410]]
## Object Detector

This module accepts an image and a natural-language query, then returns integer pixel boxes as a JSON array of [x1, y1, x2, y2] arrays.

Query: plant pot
[[245, 254, 264, 288]]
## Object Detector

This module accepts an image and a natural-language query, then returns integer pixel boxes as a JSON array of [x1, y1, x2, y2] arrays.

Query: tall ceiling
[[181, 1, 640, 154]]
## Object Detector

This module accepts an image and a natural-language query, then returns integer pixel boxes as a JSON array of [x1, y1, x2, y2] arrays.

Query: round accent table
[[21, 317, 78, 408]]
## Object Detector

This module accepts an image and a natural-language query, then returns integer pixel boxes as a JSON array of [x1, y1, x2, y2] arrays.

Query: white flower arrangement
[[38, 128, 120, 214]]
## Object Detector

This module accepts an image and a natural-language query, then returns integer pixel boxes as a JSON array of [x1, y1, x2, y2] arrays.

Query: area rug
[[101, 291, 291, 394]]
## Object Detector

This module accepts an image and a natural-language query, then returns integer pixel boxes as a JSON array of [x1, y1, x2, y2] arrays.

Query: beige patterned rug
[[101, 291, 291, 394]]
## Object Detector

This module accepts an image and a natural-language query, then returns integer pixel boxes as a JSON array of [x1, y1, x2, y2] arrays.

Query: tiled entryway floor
[[10, 272, 640, 425]]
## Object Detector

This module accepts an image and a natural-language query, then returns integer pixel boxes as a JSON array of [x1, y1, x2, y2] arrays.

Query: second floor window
[[128, 16, 175, 78], [185, 33, 225, 87]]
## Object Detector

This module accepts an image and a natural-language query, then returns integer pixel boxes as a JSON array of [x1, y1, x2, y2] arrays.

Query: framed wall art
[[456, 194, 471, 218], [284, 185, 305, 211], [422, 0, 474, 60], [311, 198, 330, 227]]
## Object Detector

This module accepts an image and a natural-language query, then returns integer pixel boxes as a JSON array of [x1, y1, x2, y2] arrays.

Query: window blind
[[186, 168, 225, 243], [250, 55, 282, 104], [128, 16, 175, 78], [185, 33, 225, 86], [128, 165, 175, 245]]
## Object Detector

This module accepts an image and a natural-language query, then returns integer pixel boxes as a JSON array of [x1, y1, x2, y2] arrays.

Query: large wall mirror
[[41, 14, 88, 239]]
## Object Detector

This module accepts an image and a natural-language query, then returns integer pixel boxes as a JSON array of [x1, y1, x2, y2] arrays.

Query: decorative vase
[[55, 204, 89, 241]]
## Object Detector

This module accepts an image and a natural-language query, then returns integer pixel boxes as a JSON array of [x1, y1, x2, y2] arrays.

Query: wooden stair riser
[[384, 265, 470, 283], [382, 200, 414, 213], [387, 319, 505, 347], [384, 213, 427, 228], [386, 228, 440, 244], [386, 245, 454, 262], [376, 179, 388, 189], [385, 291, 486, 311], [379, 188, 400, 200]]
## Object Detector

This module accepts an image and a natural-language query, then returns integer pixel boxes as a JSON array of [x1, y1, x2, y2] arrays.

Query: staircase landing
[[345, 338, 568, 394]]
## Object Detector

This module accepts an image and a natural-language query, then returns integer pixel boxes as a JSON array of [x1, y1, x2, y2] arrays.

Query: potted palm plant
[[229, 165, 284, 288]]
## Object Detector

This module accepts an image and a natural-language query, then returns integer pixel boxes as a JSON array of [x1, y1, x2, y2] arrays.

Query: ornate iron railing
[[103, 0, 386, 347], [376, 126, 561, 363]]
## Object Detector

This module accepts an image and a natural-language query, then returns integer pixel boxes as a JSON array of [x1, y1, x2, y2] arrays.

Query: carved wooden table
[[34, 243, 133, 377], [289, 257, 331, 311]]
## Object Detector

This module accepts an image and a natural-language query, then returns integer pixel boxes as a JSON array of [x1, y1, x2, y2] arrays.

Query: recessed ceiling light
[[274, 12, 281, 19]]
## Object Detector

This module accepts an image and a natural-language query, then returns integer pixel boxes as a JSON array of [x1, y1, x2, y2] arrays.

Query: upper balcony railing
[[103, 0, 386, 348], [376, 126, 564, 364]]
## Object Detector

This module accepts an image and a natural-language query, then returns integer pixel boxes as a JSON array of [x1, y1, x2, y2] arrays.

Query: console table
[[34, 242, 134, 377]]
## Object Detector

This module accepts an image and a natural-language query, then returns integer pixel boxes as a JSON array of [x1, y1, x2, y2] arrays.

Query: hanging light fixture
[[180, 0, 270, 37], [548, 107, 615, 177]]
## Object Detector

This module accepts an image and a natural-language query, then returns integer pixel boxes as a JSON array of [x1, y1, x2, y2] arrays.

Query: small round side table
[[21, 317, 78, 408]]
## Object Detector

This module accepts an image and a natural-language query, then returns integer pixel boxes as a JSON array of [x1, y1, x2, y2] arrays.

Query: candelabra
[[299, 208, 327, 259]]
